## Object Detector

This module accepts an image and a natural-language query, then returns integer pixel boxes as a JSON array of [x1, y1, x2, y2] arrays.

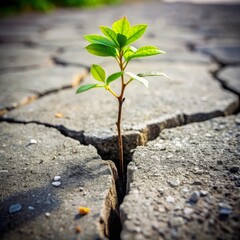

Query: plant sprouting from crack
[[76, 17, 167, 181]]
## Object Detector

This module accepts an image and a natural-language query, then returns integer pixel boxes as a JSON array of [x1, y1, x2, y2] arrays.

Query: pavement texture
[[121, 114, 240, 240], [0, 0, 240, 239]]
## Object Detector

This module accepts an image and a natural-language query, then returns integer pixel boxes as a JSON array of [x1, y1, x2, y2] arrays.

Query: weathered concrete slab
[[218, 66, 240, 95], [0, 44, 51, 71], [0, 1, 239, 239], [197, 46, 240, 64], [3, 62, 238, 160], [0, 122, 118, 240], [120, 114, 240, 240], [0, 66, 87, 113]]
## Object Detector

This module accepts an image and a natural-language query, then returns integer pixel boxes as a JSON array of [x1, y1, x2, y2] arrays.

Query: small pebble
[[45, 212, 51, 217], [9, 204, 22, 214], [167, 154, 173, 159], [30, 139, 37, 144], [168, 179, 181, 187], [194, 169, 204, 175], [183, 207, 194, 215], [205, 133, 212, 137], [166, 195, 175, 203], [200, 190, 208, 197], [218, 202, 232, 217], [52, 181, 61, 187], [75, 226, 81, 233], [189, 191, 200, 204], [229, 165, 239, 173], [54, 176, 61, 181], [28, 206, 34, 211], [214, 125, 225, 131], [235, 118, 240, 125], [160, 146, 166, 151], [182, 188, 189, 194]]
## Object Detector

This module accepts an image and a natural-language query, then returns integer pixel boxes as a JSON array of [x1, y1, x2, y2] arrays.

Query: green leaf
[[76, 83, 104, 94], [100, 26, 118, 46], [86, 44, 117, 57], [117, 34, 127, 48], [137, 72, 170, 80], [123, 46, 137, 61], [91, 64, 106, 82], [106, 71, 123, 85], [125, 72, 149, 88], [128, 46, 165, 60], [84, 34, 117, 48], [126, 24, 148, 45], [112, 17, 130, 36]]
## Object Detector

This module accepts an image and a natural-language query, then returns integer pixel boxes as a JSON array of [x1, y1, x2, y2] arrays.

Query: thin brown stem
[[116, 98, 124, 179], [116, 50, 126, 180]]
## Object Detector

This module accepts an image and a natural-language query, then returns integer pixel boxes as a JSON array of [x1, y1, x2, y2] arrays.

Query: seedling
[[76, 17, 167, 180]]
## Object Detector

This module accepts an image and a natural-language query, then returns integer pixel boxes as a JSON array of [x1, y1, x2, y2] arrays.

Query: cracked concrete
[[0, 44, 52, 72], [0, 66, 87, 114], [0, 0, 240, 239], [218, 66, 240, 95], [0, 123, 118, 240], [2, 61, 239, 162], [121, 114, 240, 240]]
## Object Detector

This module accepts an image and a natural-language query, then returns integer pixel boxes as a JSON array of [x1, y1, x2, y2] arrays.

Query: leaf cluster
[[84, 17, 165, 63], [77, 17, 167, 95]]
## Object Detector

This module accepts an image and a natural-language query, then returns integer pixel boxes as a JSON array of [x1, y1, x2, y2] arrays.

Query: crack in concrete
[[0, 117, 121, 240], [0, 99, 237, 239], [212, 66, 240, 113], [51, 56, 91, 69], [0, 69, 88, 117], [188, 42, 240, 113], [1, 42, 239, 240]]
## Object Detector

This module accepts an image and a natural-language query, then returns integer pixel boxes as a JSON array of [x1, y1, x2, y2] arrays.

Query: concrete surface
[[121, 114, 240, 240], [0, 66, 87, 112], [0, 123, 118, 240], [0, 0, 239, 239], [218, 66, 240, 95], [3, 61, 239, 161]]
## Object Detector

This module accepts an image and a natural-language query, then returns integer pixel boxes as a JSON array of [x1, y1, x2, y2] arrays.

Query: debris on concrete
[[9, 204, 22, 214]]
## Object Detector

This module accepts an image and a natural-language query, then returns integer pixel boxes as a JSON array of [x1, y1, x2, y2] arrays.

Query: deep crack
[[1, 45, 240, 238], [0, 68, 88, 117], [212, 67, 240, 113], [51, 56, 91, 70]]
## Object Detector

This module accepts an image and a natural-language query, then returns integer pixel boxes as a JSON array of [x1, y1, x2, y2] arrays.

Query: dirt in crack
[[0, 117, 126, 240], [2, 104, 240, 239], [101, 152, 133, 240]]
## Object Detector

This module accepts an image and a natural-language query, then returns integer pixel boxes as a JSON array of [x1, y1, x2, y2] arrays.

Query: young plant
[[76, 17, 167, 180]]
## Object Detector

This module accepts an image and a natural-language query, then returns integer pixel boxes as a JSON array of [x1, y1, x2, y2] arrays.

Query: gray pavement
[[0, 1, 240, 239], [121, 114, 240, 240], [0, 123, 117, 240]]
